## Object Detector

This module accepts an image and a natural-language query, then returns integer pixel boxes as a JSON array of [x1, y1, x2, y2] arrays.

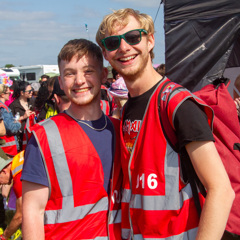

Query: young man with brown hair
[[21, 39, 121, 240]]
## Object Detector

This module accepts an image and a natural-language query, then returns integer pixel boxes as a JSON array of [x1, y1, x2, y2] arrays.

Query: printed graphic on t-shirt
[[123, 119, 141, 153]]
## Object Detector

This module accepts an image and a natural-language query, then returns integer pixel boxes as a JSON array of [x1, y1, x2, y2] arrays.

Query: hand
[[23, 109, 33, 119], [0, 234, 7, 240]]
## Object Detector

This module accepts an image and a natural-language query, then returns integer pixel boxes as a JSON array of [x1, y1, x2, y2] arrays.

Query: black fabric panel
[[164, 0, 240, 21], [227, 35, 240, 68], [163, 0, 240, 91]]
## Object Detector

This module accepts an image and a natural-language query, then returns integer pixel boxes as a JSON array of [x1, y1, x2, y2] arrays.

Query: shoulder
[[9, 99, 21, 111]]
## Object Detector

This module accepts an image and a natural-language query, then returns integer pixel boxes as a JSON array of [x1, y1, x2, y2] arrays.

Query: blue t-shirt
[[21, 113, 115, 194]]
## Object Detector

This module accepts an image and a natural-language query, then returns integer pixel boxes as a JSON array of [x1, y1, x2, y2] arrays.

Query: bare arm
[[1, 184, 12, 198], [22, 181, 49, 240], [3, 197, 22, 239], [186, 141, 235, 240]]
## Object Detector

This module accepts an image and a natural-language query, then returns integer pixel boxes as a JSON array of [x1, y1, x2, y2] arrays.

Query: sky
[[0, 0, 165, 68]]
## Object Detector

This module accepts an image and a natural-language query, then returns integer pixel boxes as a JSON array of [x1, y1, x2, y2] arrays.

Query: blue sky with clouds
[[0, 0, 165, 68]]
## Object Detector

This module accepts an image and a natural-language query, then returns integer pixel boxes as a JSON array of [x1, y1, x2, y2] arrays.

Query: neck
[[67, 102, 102, 121], [123, 65, 162, 97], [19, 96, 27, 103], [0, 97, 5, 104]]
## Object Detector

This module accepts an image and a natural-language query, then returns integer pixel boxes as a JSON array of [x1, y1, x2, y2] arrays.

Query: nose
[[75, 72, 85, 85], [118, 38, 131, 52]]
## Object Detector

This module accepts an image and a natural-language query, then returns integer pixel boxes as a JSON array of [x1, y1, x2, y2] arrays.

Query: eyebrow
[[63, 65, 96, 72]]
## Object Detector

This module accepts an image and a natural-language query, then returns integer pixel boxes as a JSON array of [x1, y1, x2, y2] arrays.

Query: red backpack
[[158, 78, 240, 234]]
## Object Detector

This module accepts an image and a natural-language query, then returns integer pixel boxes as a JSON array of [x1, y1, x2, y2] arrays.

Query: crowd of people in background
[[0, 7, 239, 240]]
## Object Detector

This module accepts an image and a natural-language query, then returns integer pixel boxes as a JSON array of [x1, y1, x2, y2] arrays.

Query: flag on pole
[[85, 24, 88, 32]]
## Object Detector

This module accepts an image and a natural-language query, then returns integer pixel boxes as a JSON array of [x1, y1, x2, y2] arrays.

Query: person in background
[[50, 77, 71, 113], [39, 75, 49, 84], [0, 151, 24, 240], [100, 67, 113, 116], [33, 81, 49, 117], [0, 83, 21, 156], [112, 68, 121, 81], [156, 63, 165, 77], [109, 77, 128, 119], [96, 8, 234, 240], [36, 76, 57, 122], [9, 81, 35, 151], [105, 66, 114, 88], [31, 82, 41, 99], [0, 113, 7, 237], [21, 38, 121, 239], [5, 80, 17, 108]]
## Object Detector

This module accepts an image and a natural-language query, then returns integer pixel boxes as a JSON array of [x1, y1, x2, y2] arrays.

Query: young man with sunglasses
[[21, 39, 122, 240], [96, 8, 234, 240]]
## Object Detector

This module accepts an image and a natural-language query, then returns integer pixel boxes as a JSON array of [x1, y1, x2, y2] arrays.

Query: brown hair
[[58, 39, 103, 69], [96, 8, 155, 60]]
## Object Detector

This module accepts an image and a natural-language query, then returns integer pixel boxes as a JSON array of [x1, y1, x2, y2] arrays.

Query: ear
[[101, 67, 108, 84], [1, 168, 7, 174], [58, 76, 64, 90], [147, 33, 155, 53], [54, 94, 60, 104]]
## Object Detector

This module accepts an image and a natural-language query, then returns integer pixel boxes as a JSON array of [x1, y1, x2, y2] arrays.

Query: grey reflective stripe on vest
[[133, 228, 198, 240], [101, 100, 109, 114], [1, 140, 16, 147], [122, 228, 131, 239], [11, 163, 23, 177], [121, 188, 131, 203], [109, 209, 121, 224], [36, 119, 109, 224], [45, 196, 108, 224], [122, 144, 193, 211]]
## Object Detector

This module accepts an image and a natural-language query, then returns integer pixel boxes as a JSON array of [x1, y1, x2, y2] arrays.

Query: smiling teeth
[[120, 56, 135, 61], [75, 88, 88, 93]]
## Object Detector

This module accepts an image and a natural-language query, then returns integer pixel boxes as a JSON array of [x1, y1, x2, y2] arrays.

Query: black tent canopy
[[164, 0, 240, 91]]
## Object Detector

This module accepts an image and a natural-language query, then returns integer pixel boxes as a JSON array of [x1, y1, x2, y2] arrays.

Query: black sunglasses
[[101, 29, 148, 51], [24, 88, 33, 93]]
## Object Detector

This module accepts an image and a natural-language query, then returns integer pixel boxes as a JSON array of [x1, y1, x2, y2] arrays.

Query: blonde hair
[[96, 8, 155, 60], [0, 84, 8, 95]]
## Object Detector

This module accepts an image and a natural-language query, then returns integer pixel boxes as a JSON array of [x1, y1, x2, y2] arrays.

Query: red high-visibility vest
[[32, 113, 122, 240], [119, 79, 213, 239]]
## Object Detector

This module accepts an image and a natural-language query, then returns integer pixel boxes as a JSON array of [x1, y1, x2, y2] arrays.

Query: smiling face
[[59, 54, 106, 109], [103, 15, 154, 81]]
